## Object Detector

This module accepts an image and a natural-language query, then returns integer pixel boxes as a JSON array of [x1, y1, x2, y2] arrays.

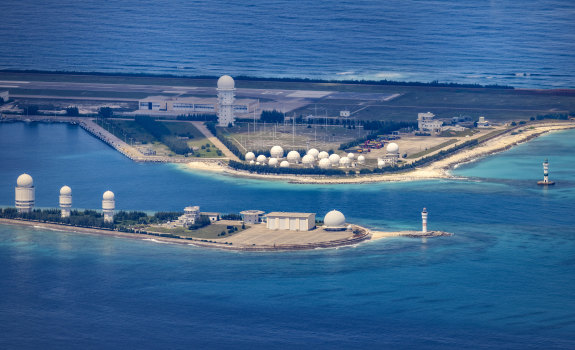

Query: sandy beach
[[186, 121, 575, 184]]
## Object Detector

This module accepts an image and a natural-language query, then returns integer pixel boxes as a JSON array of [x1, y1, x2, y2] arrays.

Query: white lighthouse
[[217, 75, 236, 127], [59, 186, 72, 218], [421, 207, 428, 233], [15, 174, 35, 213], [102, 191, 115, 223], [537, 158, 555, 186]]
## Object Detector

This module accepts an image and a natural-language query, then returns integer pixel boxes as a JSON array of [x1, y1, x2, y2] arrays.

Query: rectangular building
[[137, 96, 254, 115], [265, 212, 316, 231]]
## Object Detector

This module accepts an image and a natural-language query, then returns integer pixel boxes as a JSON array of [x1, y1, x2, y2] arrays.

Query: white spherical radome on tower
[[103, 191, 115, 200], [17, 173, 34, 187], [60, 186, 72, 195], [217, 75, 235, 90]]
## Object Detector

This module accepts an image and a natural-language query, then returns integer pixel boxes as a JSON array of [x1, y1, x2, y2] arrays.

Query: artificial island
[[1, 71, 574, 184], [1, 173, 450, 251]]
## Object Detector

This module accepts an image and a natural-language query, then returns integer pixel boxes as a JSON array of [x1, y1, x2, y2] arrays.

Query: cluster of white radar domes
[[244, 147, 368, 169]]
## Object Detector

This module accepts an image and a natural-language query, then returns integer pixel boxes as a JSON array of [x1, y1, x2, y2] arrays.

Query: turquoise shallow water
[[1, 122, 575, 349]]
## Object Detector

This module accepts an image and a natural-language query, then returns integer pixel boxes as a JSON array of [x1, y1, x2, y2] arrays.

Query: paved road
[[192, 121, 240, 161]]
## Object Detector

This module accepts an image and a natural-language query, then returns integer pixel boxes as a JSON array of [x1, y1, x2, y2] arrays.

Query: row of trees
[[134, 116, 192, 155], [176, 114, 218, 121], [260, 110, 284, 123]]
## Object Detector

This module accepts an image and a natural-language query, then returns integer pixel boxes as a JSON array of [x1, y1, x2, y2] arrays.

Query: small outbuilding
[[240, 210, 266, 224]]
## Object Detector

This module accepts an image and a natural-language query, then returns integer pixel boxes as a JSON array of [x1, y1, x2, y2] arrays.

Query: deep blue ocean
[[1, 122, 575, 349], [0, 0, 574, 88]]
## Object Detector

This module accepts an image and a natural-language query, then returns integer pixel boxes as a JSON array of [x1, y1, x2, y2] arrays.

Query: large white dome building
[[245, 152, 256, 162], [339, 156, 350, 167], [318, 151, 329, 160], [323, 210, 347, 231], [15, 173, 35, 213], [287, 151, 301, 164], [302, 154, 315, 167], [256, 154, 267, 164], [307, 148, 319, 159], [328, 153, 340, 166], [318, 158, 331, 169], [357, 155, 366, 165], [270, 146, 284, 159], [386, 142, 399, 154], [268, 158, 279, 167], [280, 161, 290, 168], [217, 75, 236, 127]]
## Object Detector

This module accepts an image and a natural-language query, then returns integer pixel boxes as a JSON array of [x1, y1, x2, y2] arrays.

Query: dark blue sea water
[[1, 0, 574, 88], [1, 122, 575, 349]]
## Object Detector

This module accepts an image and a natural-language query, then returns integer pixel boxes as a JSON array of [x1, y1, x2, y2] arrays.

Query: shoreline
[[0, 218, 447, 252], [3, 116, 573, 184], [186, 121, 575, 184]]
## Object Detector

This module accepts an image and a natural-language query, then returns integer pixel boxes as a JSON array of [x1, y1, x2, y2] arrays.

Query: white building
[[137, 96, 252, 115], [477, 116, 490, 128], [102, 191, 115, 223], [217, 75, 236, 127], [418, 112, 443, 133], [15, 174, 35, 213], [59, 186, 72, 218], [240, 210, 265, 224], [201, 212, 220, 222], [340, 110, 351, 117], [266, 212, 316, 231], [179, 206, 201, 226]]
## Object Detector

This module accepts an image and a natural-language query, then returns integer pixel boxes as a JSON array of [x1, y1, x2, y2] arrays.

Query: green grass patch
[[148, 223, 247, 239], [407, 139, 458, 159]]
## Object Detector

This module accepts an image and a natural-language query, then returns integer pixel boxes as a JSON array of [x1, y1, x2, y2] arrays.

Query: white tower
[[102, 191, 115, 223], [15, 174, 35, 213], [217, 75, 236, 127], [59, 186, 72, 218], [543, 158, 549, 183], [421, 207, 428, 233]]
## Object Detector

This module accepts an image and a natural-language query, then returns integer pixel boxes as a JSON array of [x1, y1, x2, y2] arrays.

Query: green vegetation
[[206, 122, 245, 160], [438, 129, 475, 137], [147, 223, 246, 239], [260, 110, 284, 123], [406, 139, 458, 159], [65, 106, 80, 116], [134, 116, 191, 155]]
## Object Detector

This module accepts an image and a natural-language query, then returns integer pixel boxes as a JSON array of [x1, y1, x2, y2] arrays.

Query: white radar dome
[[347, 153, 355, 160], [328, 153, 340, 165], [217, 75, 235, 89], [249, 160, 255, 165], [280, 161, 290, 168], [339, 157, 350, 166], [386, 142, 399, 154], [357, 155, 366, 164], [302, 154, 314, 165], [245, 152, 255, 161], [318, 158, 331, 169], [256, 155, 267, 163], [60, 186, 72, 195], [307, 148, 319, 159], [103, 191, 115, 200], [270, 146, 284, 158], [287, 151, 301, 163], [268, 158, 279, 167], [324, 210, 346, 228], [377, 159, 385, 168], [17, 173, 33, 187], [318, 151, 329, 160]]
